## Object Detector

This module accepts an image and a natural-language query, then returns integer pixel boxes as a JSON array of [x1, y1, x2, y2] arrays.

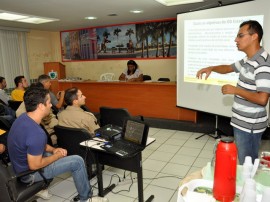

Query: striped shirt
[[231, 48, 270, 133]]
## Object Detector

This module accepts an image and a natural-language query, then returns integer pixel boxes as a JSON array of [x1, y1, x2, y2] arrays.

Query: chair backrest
[[0, 163, 51, 202], [8, 100, 22, 111], [0, 116, 12, 131], [158, 78, 170, 82], [100, 73, 115, 81], [54, 125, 91, 156], [143, 75, 152, 81], [99, 106, 132, 127]]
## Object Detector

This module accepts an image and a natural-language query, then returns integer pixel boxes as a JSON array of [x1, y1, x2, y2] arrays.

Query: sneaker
[[87, 197, 109, 202], [35, 189, 52, 200], [71, 194, 80, 202], [71, 195, 109, 202]]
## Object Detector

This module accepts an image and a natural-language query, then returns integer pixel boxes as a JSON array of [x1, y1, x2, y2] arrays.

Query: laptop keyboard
[[113, 140, 140, 151]]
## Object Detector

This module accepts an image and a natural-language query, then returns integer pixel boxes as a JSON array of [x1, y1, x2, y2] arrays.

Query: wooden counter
[[56, 81, 197, 122]]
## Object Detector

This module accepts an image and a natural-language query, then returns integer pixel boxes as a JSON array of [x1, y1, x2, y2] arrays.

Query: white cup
[[242, 189, 257, 202], [261, 186, 270, 202], [240, 179, 256, 202]]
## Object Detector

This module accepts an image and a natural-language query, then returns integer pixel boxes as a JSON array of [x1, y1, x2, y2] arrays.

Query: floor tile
[[142, 184, 175, 202], [169, 190, 179, 202], [49, 180, 77, 199], [142, 148, 154, 160], [170, 154, 196, 166], [165, 138, 186, 146], [36, 195, 66, 202], [193, 157, 212, 167], [176, 146, 201, 157], [104, 192, 135, 202], [143, 159, 167, 172], [160, 162, 190, 177], [148, 150, 175, 162], [150, 173, 181, 190], [171, 131, 193, 140], [157, 144, 180, 153], [183, 140, 206, 149], [199, 149, 214, 159], [154, 136, 169, 144]]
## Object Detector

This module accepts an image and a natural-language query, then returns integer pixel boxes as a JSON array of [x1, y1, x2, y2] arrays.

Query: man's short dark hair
[[14, 76, 25, 87], [24, 87, 49, 112], [240, 20, 263, 43], [0, 76, 5, 83], [38, 74, 51, 83], [64, 87, 79, 106]]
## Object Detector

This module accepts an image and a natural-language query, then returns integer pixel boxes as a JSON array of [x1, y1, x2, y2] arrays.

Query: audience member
[[38, 74, 65, 110], [119, 60, 143, 82], [58, 87, 99, 136], [16, 82, 58, 145], [7, 87, 108, 202], [0, 76, 10, 105], [11, 75, 28, 101]]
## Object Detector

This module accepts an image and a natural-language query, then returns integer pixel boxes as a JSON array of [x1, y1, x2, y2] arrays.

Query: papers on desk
[[80, 140, 105, 150]]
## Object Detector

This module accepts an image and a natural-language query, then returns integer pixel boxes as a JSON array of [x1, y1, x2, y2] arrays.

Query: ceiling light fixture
[[155, 0, 204, 6], [0, 10, 59, 24], [130, 10, 144, 14], [85, 16, 97, 20]]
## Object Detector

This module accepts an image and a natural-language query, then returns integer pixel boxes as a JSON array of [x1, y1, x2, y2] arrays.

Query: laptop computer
[[100, 118, 149, 157]]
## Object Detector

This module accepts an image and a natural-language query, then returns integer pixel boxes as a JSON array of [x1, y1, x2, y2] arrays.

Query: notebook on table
[[100, 118, 149, 157]]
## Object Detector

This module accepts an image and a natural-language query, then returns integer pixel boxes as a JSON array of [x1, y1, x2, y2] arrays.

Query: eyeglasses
[[236, 33, 251, 38]]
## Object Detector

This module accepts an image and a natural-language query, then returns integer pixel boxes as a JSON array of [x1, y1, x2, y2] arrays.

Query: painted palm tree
[[164, 21, 176, 57], [149, 22, 163, 57], [100, 30, 110, 53], [113, 28, 121, 43], [136, 24, 151, 58], [125, 28, 134, 39], [113, 28, 122, 53]]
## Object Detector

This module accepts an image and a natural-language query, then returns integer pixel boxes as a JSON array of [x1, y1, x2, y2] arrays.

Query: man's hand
[[53, 148, 67, 157], [0, 144, 5, 154], [57, 91, 65, 100], [196, 67, 213, 80], [222, 84, 237, 95]]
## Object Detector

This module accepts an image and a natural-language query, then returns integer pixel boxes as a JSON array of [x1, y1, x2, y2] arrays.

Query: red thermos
[[213, 137, 237, 202]]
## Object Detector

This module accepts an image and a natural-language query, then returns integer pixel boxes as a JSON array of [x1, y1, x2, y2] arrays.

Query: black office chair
[[0, 99, 8, 106], [8, 100, 22, 111], [158, 78, 170, 82], [0, 117, 12, 164], [0, 116, 12, 131], [99, 106, 144, 128], [54, 125, 95, 178], [143, 75, 152, 81], [0, 162, 52, 202]]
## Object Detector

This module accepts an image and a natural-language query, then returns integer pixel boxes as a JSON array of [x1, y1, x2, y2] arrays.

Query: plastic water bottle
[[213, 137, 237, 202]]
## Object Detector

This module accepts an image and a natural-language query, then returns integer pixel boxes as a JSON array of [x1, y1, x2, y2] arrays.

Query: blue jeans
[[233, 127, 263, 165], [21, 155, 90, 201]]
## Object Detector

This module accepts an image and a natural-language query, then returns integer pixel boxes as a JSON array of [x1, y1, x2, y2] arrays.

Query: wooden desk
[[57, 81, 197, 122]]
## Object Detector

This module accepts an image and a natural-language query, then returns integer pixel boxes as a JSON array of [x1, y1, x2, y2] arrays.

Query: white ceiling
[[0, 0, 252, 32]]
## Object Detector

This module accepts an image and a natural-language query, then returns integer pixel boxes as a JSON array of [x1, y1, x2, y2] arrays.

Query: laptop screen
[[123, 119, 149, 145]]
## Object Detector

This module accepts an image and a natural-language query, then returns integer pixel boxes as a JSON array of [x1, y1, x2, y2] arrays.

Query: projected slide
[[183, 15, 263, 86], [177, 0, 269, 117]]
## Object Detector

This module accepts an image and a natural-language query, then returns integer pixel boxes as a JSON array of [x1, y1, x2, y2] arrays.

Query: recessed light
[[0, 10, 59, 24], [108, 14, 118, 17], [130, 10, 144, 14], [155, 0, 204, 6], [0, 12, 29, 21], [85, 16, 97, 20]]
